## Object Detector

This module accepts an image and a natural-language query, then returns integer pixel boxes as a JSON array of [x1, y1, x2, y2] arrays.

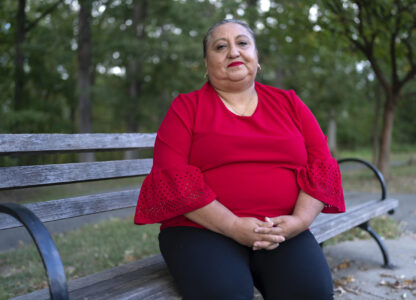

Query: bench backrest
[[0, 133, 156, 230]]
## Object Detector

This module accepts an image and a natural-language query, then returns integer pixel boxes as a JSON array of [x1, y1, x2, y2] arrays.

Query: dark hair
[[202, 19, 256, 58]]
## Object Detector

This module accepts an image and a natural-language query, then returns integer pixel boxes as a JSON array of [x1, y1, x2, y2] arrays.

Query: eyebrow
[[212, 34, 250, 45]]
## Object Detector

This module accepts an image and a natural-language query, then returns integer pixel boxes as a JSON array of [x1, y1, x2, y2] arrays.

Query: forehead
[[210, 23, 253, 42]]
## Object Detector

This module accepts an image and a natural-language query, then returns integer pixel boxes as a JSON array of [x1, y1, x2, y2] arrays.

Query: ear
[[204, 58, 207, 68]]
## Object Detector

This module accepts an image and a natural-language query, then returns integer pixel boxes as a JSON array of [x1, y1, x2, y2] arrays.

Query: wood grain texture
[[0, 159, 152, 189], [0, 189, 140, 230], [12, 255, 181, 300], [12, 253, 260, 300], [0, 133, 156, 154]]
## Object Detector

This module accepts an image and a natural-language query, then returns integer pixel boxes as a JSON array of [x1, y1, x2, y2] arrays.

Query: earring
[[204, 71, 208, 79], [257, 64, 262, 71]]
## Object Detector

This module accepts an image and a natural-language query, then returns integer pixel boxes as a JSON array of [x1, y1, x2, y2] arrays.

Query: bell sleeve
[[291, 91, 345, 213], [134, 95, 216, 225]]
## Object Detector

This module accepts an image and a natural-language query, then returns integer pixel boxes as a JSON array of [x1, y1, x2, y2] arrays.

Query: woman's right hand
[[228, 217, 285, 249]]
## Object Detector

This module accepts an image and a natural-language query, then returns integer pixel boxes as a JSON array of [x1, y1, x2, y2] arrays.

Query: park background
[[0, 0, 415, 298]]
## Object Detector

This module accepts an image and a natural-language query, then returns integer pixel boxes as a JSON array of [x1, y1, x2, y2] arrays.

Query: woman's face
[[205, 23, 258, 91]]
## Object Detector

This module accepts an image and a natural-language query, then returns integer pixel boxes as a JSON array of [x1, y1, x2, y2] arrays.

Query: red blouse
[[134, 82, 345, 230]]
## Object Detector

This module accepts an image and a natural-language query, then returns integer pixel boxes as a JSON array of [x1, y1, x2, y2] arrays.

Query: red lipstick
[[228, 61, 243, 67]]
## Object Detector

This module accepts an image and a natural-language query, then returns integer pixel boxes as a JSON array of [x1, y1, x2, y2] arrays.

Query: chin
[[228, 73, 253, 82]]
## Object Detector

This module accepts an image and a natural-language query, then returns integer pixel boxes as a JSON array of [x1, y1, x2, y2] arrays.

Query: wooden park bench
[[0, 133, 399, 300]]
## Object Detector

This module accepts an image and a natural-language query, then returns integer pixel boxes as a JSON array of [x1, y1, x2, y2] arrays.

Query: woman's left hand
[[252, 215, 307, 250]]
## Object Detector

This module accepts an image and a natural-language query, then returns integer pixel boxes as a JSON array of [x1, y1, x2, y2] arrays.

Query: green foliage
[[0, 0, 415, 149]]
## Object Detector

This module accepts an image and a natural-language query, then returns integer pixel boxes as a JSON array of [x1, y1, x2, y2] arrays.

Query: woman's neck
[[215, 83, 258, 116]]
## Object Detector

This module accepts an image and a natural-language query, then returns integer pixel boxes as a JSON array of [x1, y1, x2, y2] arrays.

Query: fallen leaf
[[65, 266, 76, 275], [344, 286, 360, 295], [333, 286, 346, 295], [380, 273, 395, 278], [0, 266, 19, 278], [142, 233, 148, 240], [378, 277, 416, 290], [124, 255, 135, 262], [334, 275, 355, 288], [336, 260, 351, 270]]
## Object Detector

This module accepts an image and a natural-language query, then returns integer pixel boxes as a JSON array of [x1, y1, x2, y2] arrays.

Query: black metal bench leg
[[358, 221, 395, 269], [0, 203, 69, 299]]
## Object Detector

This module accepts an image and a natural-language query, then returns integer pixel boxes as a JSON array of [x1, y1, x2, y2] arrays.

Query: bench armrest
[[0, 203, 68, 300], [337, 158, 387, 200]]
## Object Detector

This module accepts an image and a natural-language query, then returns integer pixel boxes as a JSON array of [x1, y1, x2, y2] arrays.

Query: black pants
[[159, 227, 333, 300]]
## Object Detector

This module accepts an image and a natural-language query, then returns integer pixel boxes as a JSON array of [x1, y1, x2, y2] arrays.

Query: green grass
[[337, 146, 416, 194], [0, 218, 160, 299], [338, 144, 416, 162], [340, 163, 416, 194]]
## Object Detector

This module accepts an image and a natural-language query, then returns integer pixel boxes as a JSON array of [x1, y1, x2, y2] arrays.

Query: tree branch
[[25, 0, 64, 33], [390, 29, 399, 93]]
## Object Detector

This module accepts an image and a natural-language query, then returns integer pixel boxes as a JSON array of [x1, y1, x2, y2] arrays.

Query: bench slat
[[0, 159, 152, 190], [0, 189, 140, 230], [311, 198, 398, 243], [0, 133, 156, 154]]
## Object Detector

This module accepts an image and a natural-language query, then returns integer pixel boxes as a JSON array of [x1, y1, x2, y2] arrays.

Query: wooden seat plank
[[311, 198, 398, 243], [0, 133, 156, 154], [12, 255, 180, 300], [0, 159, 152, 190], [0, 189, 140, 230]]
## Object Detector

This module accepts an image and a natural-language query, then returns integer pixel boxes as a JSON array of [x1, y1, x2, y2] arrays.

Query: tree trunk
[[123, 0, 147, 160], [14, 0, 26, 111], [274, 66, 284, 88], [372, 83, 382, 165], [77, 0, 94, 162], [327, 108, 337, 158], [377, 96, 397, 178], [246, 0, 258, 29]]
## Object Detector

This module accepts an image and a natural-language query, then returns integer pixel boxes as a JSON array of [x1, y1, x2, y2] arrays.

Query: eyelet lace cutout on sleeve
[[296, 158, 345, 213], [134, 164, 216, 224]]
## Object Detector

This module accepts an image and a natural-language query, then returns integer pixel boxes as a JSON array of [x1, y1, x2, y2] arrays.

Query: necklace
[[219, 92, 257, 117]]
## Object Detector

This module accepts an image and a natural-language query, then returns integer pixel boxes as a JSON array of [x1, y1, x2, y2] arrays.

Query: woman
[[135, 19, 345, 300]]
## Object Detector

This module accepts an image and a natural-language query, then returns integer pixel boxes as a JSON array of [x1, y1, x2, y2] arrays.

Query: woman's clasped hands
[[230, 215, 308, 251]]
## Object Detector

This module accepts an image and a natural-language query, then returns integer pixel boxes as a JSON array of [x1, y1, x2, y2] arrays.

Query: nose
[[228, 43, 240, 58]]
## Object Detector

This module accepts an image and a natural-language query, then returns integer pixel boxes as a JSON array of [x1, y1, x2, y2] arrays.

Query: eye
[[216, 44, 226, 50], [238, 41, 248, 46]]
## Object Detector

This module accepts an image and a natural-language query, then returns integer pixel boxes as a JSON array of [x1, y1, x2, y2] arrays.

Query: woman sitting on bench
[[135, 19, 345, 300]]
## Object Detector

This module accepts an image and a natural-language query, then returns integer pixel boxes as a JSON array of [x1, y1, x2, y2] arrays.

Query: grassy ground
[[0, 148, 414, 299], [338, 147, 416, 194], [0, 219, 160, 299]]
